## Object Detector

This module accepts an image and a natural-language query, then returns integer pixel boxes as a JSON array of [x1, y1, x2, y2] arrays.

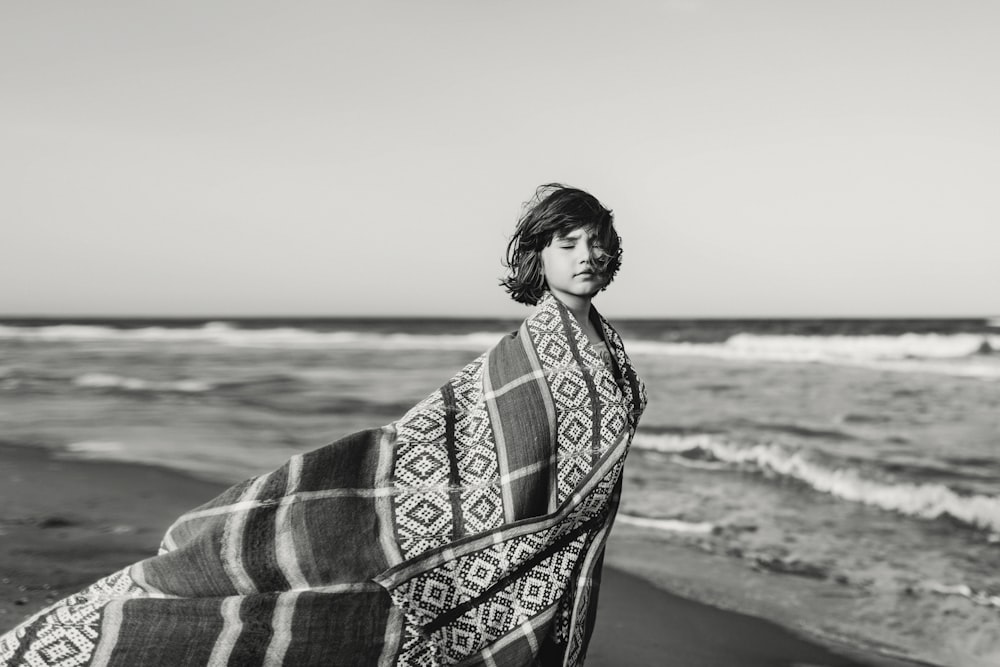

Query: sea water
[[1, 316, 998, 664]]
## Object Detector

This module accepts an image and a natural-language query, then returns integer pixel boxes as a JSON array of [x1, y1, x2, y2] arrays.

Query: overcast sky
[[3, 1, 997, 318]]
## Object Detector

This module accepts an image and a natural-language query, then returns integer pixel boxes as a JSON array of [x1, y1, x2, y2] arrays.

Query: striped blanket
[[1, 293, 645, 666]]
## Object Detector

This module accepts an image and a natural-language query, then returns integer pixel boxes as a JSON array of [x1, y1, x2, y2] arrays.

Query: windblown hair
[[501, 184, 622, 305]]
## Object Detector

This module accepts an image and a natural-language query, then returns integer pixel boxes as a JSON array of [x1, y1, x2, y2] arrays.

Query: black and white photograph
[[1, 2, 998, 665]]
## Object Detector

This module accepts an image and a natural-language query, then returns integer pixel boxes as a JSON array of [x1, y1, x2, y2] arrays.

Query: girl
[[502, 184, 624, 367], [1, 184, 645, 666]]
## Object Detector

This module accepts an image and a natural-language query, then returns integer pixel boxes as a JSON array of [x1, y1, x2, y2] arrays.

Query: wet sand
[[0, 442, 925, 665]]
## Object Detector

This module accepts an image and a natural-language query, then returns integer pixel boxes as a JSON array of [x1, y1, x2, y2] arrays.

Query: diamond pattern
[[0, 568, 147, 667], [455, 414, 491, 451], [597, 373, 621, 404], [395, 491, 452, 558], [558, 455, 590, 498], [441, 622, 480, 654], [451, 355, 486, 411], [454, 554, 500, 600], [392, 338, 504, 560], [6, 597, 102, 666], [518, 571, 556, 608], [409, 535, 586, 664], [531, 308, 561, 332], [458, 444, 496, 481], [558, 410, 590, 445], [536, 332, 574, 368], [385, 295, 647, 663], [601, 410, 627, 445], [394, 442, 450, 489], [602, 318, 647, 433], [551, 371, 588, 408], [397, 409, 446, 446], [461, 486, 502, 534]]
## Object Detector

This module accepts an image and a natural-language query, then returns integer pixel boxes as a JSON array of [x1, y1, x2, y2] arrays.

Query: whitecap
[[65, 440, 126, 454], [632, 433, 1000, 533], [617, 514, 715, 534], [0, 323, 507, 351], [626, 334, 1000, 379], [920, 581, 1000, 609], [73, 373, 212, 393]]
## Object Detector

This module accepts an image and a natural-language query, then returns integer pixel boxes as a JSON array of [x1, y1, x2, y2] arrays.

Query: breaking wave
[[631, 432, 1000, 534], [616, 514, 715, 534], [919, 581, 1000, 609], [4, 323, 1000, 377], [626, 334, 1000, 379], [0, 323, 506, 351]]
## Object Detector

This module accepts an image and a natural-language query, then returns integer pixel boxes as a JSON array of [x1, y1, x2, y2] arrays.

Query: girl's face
[[539, 226, 609, 307]]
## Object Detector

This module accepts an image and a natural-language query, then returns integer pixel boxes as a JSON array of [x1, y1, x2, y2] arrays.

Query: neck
[[550, 291, 593, 328]]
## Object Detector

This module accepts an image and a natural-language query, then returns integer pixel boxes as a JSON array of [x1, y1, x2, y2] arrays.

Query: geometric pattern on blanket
[[527, 303, 625, 503], [391, 293, 639, 567], [392, 351, 504, 560], [377, 293, 643, 664], [381, 437, 630, 666], [0, 568, 142, 667]]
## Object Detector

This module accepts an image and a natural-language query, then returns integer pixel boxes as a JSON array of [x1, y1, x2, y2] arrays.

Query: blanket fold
[[0, 293, 645, 666]]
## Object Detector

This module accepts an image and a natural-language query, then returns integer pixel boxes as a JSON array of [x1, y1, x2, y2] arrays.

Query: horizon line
[[1, 313, 997, 321]]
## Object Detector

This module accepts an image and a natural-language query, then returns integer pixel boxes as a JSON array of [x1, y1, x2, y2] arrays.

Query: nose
[[580, 244, 602, 266]]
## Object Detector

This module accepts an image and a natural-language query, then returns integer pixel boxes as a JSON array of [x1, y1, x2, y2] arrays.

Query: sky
[[2, 1, 998, 318]]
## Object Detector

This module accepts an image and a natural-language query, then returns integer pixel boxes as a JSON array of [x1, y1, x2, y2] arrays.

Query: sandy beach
[[0, 441, 936, 666]]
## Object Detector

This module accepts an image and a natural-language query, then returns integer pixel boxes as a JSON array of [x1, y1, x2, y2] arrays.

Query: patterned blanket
[[1, 293, 645, 666]]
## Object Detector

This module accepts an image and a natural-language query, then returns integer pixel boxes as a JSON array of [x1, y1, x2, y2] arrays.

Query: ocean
[[1, 315, 998, 663]]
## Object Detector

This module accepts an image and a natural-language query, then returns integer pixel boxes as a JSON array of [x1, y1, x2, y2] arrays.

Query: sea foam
[[0, 323, 506, 351], [74, 373, 212, 393], [626, 334, 1000, 378], [920, 582, 1000, 610], [64, 440, 127, 455], [632, 432, 1000, 533], [4, 323, 1000, 377], [617, 514, 715, 534]]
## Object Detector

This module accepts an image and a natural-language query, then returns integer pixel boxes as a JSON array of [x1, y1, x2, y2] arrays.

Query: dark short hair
[[500, 184, 622, 305]]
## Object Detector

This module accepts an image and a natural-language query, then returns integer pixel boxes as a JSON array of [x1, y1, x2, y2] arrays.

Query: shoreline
[[0, 442, 931, 665]]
